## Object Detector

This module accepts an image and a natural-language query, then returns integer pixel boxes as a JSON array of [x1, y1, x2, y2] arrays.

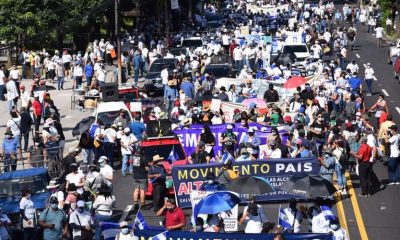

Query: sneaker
[[366, 93, 372, 96], [387, 182, 395, 186], [358, 193, 369, 197], [395, 182, 400, 185], [122, 173, 126, 177]]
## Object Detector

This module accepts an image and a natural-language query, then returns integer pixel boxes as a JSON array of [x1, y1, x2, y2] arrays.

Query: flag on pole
[[221, 151, 234, 164], [320, 205, 337, 222], [168, 145, 176, 162], [152, 230, 168, 240], [100, 222, 121, 240], [278, 206, 292, 230], [134, 210, 148, 230]]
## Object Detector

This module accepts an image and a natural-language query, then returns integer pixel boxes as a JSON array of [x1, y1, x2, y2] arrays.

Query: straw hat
[[152, 154, 164, 162]]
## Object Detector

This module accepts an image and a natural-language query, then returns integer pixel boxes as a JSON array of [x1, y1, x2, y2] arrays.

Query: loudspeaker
[[101, 82, 119, 102], [146, 120, 172, 137]]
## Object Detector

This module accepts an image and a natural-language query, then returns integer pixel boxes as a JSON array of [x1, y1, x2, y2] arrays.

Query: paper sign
[[210, 99, 221, 112], [130, 102, 142, 112]]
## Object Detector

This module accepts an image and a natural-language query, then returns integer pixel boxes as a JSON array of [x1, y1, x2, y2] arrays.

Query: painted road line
[[119, 204, 133, 222], [382, 89, 389, 96], [363, 64, 367, 68], [334, 185, 349, 237], [396, 107, 400, 115], [346, 172, 369, 240], [356, 53, 361, 58], [373, 76, 377, 81]]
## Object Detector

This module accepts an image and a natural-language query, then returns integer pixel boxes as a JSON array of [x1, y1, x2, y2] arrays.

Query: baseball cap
[[98, 156, 107, 163], [119, 221, 129, 228], [389, 125, 398, 131], [248, 128, 255, 133], [227, 124, 233, 130], [123, 127, 130, 133], [284, 115, 292, 122]]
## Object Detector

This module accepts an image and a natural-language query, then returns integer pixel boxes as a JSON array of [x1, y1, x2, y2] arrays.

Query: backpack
[[89, 124, 99, 139], [345, 102, 356, 118], [18, 53, 24, 65], [338, 149, 348, 167]]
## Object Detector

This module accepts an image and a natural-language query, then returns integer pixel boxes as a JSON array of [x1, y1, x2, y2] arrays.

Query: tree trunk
[[57, 28, 64, 50], [397, 4, 400, 37]]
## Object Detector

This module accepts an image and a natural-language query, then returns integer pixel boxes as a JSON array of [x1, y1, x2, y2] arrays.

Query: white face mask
[[121, 228, 129, 235]]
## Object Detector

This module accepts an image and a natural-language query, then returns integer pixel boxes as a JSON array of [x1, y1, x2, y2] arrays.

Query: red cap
[[345, 122, 352, 128], [174, 100, 180, 107], [234, 108, 240, 114], [284, 115, 292, 122], [20, 85, 25, 90]]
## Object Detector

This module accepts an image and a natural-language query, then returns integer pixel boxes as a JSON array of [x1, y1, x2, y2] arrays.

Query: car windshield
[[182, 39, 203, 48], [204, 66, 230, 78], [0, 174, 47, 196], [97, 110, 131, 126], [149, 62, 176, 73], [283, 45, 308, 53], [143, 144, 185, 164]]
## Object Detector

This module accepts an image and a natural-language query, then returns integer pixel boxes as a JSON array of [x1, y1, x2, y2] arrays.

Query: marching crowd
[[0, 0, 398, 240]]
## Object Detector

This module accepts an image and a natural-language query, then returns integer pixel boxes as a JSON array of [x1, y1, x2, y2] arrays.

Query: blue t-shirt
[[85, 64, 94, 77], [129, 121, 145, 141], [2, 138, 19, 154], [180, 82, 194, 99], [348, 76, 361, 90], [39, 208, 67, 240]]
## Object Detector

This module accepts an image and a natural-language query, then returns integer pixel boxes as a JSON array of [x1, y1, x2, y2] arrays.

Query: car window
[[283, 45, 308, 53], [97, 110, 131, 126], [143, 144, 185, 164], [149, 63, 165, 73], [0, 174, 47, 196], [182, 40, 203, 48], [204, 66, 230, 78]]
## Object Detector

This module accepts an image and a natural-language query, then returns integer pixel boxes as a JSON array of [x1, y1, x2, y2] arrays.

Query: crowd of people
[[0, 0, 398, 240]]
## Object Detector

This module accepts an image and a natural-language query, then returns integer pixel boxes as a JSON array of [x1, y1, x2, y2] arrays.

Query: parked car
[[144, 58, 180, 95], [94, 101, 133, 126]]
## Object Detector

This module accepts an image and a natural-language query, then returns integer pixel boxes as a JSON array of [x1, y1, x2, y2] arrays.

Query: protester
[[156, 198, 186, 230], [0, 207, 11, 240], [20, 189, 36, 240], [148, 155, 167, 212], [93, 185, 115, 240], [239, 196, 267, 233], [69, 200, 94, 240], [38, 196, 68, 240]]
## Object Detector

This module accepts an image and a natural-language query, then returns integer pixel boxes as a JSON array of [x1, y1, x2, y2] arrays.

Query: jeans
[[165, 100, 174, 118], [22, 131, 30, 151], [22, 64, 27, 79], [388, 157, 399, 183], [335, 163, 346, 189], [95, 213, 112, 240], [86, 76, 93, 87], [57, 76, 64, 90], [83, 149, 94, 164], [235, 60, 242, 71], [122, 154, 133, 174], [7, 100, 14, 112], [365, 79, 373, 94], [34, 115, 41, 133], [134, 69, 139, 84], [103, 142, 115, 167], [0, 85, 4, 100], [23, 227, 37, 240]]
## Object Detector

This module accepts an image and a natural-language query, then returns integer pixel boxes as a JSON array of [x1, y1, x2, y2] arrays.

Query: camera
[[247, 202, 258, 216]]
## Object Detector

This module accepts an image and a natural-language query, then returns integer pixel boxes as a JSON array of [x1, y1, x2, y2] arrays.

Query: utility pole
[[165, 0, 170, 34], [115, 0, 122, 85]]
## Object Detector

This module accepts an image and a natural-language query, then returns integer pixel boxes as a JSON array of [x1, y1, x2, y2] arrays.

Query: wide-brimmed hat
[[183, 118, 192, 126], [46, 179, 60, 189], [152, 154, 164, 162]]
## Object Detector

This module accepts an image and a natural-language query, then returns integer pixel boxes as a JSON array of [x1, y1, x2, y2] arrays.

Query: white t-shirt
[[103, 128, 117, 143], [6, 80, 19, 100], [9, 69, 20, 79], [51, 191, 65, 209], [312, 212, 330, 233], [6, 117, 21, 136], [120, 134, 137, 155], [242, 205, 267, 233], [19, 197, 35, 219], [66, 172, 85, 187], [364, 67, 374, 79], [161, 69, 169, 85], [389, 134, 400, 158], [97, 69, 105, 82], [62, 54, 72, 63], [375, 27, 383, 38], [69, 210, 94, 238], [268, 148, 282, 159], [0, 70, 5, 85]]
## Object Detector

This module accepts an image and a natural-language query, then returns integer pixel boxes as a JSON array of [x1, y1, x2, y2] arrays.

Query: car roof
[[97, 101, 130, 113], [152, 58, 178, 64], [183, 37, 202, 40]]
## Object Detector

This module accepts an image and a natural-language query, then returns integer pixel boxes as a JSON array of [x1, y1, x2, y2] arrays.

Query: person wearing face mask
[[116, 221, 137, 239], [120, 128, 138, 177], [191, 217, 205, 232], [385, 125, 400, 185], [363, 63, 374, 96], [0, 207, 11, 240], [216, 86, 229, 101], [239, 195, 267, 233], [263, 83, 279, 103], [69, 200, 94, 240], [98, 156, 114, 187], [200, 172, 225, 191], [20, 189, 37, 240], [1, 130, 20, 172], [93, 185, 115, 240], [220, 124, 237, 156], [66, 163, 85, 195], [156, 198, 186, 230], [300, 83, 314, 104], [282, 198, 302, 233], [240, 128, 261, 159], [38, 196, 68, 240], [329, 219, 349, 240], [310, 113, 327, 157], [265, 141, 282, 159]]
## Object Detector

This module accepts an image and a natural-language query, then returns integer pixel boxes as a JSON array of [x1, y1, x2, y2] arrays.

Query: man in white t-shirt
[[120, 128, 138, 176], [239, 196, 267, 233], [161, 66, 169, 86], [103, 125, 117, 168], [9, 65, 20, 81], [98, 156, 114, 185], [6, 111, 21, 138], [69, 200, 94, 239], [364, 63, 374, 96], [283, 198, 303, 233], [5, 78, 19, 112], [386, 125, 400, 185], [375, 25, 384, 48]]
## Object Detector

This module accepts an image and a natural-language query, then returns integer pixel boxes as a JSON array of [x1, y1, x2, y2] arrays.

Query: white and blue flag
[[321, 205, 337, 222], [278, 206, 292, 230], [221, 151, 234, 164], [168, 146, 176, 162], [134, 210, 148, 230], [152, 230, 168, 240]]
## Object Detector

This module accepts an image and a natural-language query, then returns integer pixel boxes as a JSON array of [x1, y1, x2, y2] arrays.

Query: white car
[[94, 101, 132, 126], [281, 43, 310, 64]]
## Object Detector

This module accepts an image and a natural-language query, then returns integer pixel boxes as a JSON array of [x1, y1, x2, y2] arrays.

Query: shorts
[[64, 62, 71, 70], [133, 179, 148, 191]]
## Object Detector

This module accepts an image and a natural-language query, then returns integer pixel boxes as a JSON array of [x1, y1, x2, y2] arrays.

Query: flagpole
[[133, 204, 142, 224], [277, 204, 281, 226]]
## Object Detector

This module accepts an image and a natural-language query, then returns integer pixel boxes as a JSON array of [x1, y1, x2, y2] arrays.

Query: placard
[[210, 99, 221, 112]]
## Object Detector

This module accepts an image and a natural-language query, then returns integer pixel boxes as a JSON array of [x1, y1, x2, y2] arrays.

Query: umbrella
[[194, 191, 241, 215], [278, 173, 337, 198], [226, 176, 275, 195], [72, 116, 95, 137], [274, 52, 296, 66], [283, 76, 307, 89], [241, 98, 267, 108]]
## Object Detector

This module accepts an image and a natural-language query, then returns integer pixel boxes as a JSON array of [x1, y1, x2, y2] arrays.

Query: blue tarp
[[0, 167, 47, 180]]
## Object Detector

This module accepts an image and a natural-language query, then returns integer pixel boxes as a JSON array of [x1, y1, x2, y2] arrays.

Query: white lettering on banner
[[275, 162, 313, 173], [186, 133, 198, 147]]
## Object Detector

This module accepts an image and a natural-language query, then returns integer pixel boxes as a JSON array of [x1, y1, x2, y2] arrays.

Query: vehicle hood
[[0, 192, 50, 214], [294, 52, 310, 59]]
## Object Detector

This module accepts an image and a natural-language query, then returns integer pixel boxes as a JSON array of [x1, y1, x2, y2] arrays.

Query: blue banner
[[173, 123, 287, 158], [171, 158, 320, 208], [134, 228, 333, 240]]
